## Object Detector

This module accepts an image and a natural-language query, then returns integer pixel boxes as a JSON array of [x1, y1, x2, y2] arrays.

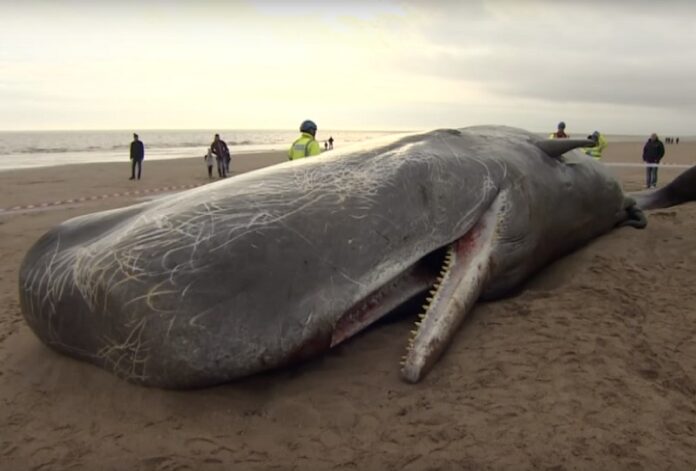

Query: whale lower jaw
[[400, 190, 506, 383]]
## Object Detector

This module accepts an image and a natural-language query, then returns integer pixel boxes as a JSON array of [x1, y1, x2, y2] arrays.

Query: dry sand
[[0, 143, 695, 470]]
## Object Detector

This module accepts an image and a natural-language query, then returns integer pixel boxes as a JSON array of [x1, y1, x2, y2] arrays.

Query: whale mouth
[[400, 191, 506, 383], [329, 248, 446, 348], [330, 190, 508, 382]]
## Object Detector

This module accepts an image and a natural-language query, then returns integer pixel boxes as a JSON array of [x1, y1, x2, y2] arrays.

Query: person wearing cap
[[642, 133, 665, 189], [129, 133, 145, 180], [583, 130, 608, 160], [288, 120, 322, 160], [549, 121, 569, 139]]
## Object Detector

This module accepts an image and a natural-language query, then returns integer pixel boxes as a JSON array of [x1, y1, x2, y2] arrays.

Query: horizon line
[[0, 127, 418, 133], [0, 128, 691, 138]]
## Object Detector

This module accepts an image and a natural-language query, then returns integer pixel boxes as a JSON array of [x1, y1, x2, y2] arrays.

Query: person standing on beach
[[211, 134, 230, 178], [549, 121, 569, 139], [225, 146, 231, 175], [204, 147, 215, 179], [583, 130, 607, 160], [129, 133, 145, 180], [328, 136, 334, 150], [642, 133, 665, 189], [288, 120, 322, 160]]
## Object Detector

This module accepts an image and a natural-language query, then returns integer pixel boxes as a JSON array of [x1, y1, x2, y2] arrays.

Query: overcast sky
[[2, 0, 696, 134]]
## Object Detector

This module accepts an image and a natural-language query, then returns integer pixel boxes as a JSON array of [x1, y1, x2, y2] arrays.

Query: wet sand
[[1, 142, 695, 470]]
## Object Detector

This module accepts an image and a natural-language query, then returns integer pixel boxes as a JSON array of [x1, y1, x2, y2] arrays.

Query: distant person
[[288, 120, 322, 160], [211, 133, 230, 178], [204, 147, 215, 179], [676, 137, 680, 144], [324, 141, 328, 151], [584, 130, 607, 160], [642, 133, 665, 189], [129, 133, 144, 180], [328, 136, 334, 150], [549, 121, 569, 139]]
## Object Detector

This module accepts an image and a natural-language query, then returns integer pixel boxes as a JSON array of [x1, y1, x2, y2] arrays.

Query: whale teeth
[[418, 313, 426, 320], [426, 296, 433, 302], [414, 321, 421, 327]]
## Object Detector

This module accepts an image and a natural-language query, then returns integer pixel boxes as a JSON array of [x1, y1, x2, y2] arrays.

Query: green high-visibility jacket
[[288, 133, 322, 160], [584, 134, 608, 160]]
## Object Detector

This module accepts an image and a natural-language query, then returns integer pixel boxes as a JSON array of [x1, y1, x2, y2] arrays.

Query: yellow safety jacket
[[288, 133, 322, 160], [584, 134, 608, 160]]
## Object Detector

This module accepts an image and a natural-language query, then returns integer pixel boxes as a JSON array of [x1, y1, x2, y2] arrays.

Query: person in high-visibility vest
[[549, 121, 569, 139], [288, 120, 322, 160], [584, 130, 607, 160]]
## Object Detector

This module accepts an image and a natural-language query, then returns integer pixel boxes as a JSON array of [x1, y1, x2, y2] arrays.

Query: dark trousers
[[131, 158, 143, 180], [207, 165, 213, 178], [216, 157, 227, 178], [645, 164, 658, 188]]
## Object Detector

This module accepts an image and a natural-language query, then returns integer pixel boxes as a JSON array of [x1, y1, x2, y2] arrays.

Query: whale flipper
[[535, 139, 595, 160]]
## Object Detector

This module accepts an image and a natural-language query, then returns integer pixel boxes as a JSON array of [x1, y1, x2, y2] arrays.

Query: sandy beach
[[1, 142, 695, 470]]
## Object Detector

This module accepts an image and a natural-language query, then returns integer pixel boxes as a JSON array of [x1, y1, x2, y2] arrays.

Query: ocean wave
[[0, 130, 398, 159], [17, 146, 72, 154], [11, 140, 262, 154]]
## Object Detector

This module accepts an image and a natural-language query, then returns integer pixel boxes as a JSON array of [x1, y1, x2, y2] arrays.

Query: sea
[[0, 129, 690, 172], [0, 129, 406, 172]]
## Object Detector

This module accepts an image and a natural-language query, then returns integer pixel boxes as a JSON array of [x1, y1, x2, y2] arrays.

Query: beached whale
[[18, 126, 692, 388]]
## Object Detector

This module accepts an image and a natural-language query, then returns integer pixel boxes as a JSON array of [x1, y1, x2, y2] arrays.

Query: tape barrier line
[[3, 164, 690, 213], [0, 183, 201, 215], [603, 162, 693, 169]]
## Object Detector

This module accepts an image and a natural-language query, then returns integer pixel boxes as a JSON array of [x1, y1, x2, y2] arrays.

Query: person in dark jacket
[[129, 133, 145, 180], [211, 134, 230, 178], [642, 133, 665, 189]]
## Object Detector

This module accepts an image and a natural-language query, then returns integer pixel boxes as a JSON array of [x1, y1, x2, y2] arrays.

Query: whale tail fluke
[[631, 165, 696, 210]]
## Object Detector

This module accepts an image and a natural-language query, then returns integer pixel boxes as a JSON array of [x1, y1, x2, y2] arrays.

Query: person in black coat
[[642, 133, 665, 189], [211, 133, 230, 178], [129, 133, 145, 180]]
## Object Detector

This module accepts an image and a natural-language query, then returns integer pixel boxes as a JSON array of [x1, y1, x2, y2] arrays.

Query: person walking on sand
[[211, 134, 230, 178], [643, 133, 665, 189], [129, 133, 145, 180], [288, 120, 322, 160], [204, 147, 215, 179], [328, 136, 334, 150], [549, 121, 569, 139]]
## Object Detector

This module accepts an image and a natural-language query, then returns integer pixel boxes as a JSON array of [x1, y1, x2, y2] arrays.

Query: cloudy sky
[[2, 0, 695, 134]]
